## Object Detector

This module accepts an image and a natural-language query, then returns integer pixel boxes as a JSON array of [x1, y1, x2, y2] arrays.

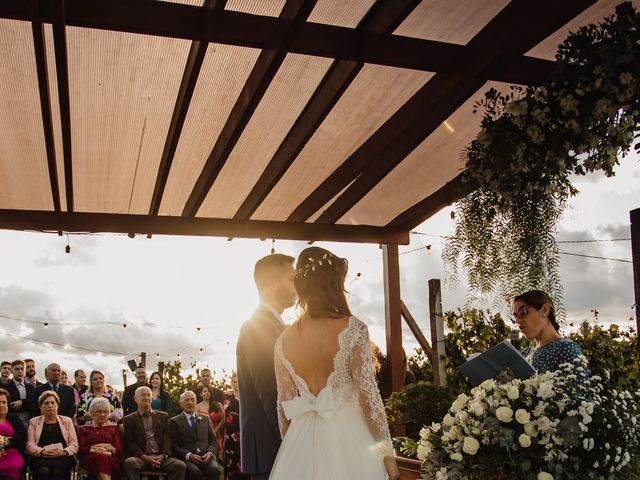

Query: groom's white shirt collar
[[261, 302, 285, 327]]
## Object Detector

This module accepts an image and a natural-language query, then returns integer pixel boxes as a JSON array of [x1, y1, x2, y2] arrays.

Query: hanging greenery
[[443, 2, 640, 309]]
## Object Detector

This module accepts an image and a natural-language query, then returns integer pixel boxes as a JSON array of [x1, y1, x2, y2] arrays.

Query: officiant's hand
[[383, 456, 399, 480]]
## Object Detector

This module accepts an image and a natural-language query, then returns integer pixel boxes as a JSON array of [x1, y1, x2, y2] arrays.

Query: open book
[[457, 340, 536, 386]]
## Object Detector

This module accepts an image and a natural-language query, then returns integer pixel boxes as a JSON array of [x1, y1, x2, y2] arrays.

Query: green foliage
[[444, 2, 640, 305], [160, 361, 233, 416], [385, 381, 456, 438], [569, 320, 640, 391]]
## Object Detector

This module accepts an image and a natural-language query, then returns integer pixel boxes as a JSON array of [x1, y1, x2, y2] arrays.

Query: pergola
[[0, 0, 626, 393]]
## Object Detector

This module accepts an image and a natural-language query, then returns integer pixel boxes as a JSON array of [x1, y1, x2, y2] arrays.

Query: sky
[[0, 152, 638, 390]]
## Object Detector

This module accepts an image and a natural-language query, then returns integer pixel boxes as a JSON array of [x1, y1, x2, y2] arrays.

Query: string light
[[65, 234, 70, 254], [271, 239, 276, 254], [123, 324, 127, 328], [43, 322, 49, 329], [426, 245, 432, 256]]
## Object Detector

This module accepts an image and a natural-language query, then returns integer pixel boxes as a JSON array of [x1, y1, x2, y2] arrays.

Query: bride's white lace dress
[[269, 316, 393, 479]]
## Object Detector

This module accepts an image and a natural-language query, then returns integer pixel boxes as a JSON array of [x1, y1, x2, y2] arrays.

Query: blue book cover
[[457, 340, 536, 386]]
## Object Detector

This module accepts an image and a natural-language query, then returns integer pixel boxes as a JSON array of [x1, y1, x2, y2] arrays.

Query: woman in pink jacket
[[27, 391, 78, 480]]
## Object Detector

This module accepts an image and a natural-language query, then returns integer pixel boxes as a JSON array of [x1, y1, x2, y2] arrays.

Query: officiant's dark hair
[[295, 247, 351, 319], [514, 290, 560, 332], [254, 253, 295, 293]]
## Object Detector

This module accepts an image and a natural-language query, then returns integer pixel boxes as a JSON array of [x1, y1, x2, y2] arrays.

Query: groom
[[237, 253, 296, 480]]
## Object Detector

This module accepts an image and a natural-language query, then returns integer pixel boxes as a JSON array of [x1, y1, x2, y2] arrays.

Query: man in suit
[[30, 362, 76, 418], [122, 364, 148, 416], [5, 359, 34, 427], [236, 253, 296, 480], [170, 391, 220, 480], [0, 361, 11, 384], [24, 358, 42, 386], [193, 369, 223, 404], [123, 386, 186, 480]]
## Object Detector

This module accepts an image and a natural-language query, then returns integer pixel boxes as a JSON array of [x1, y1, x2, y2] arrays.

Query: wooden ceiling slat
[[0, 209, 409, 245], [289, 0, 597, 224], [181, 0, 318, 217], [51, 0, 73, 212], [0, 0, 554, 85], [233, 0, 420, 221], [30, 1, 61, 212], [148, 0, 226, 216]]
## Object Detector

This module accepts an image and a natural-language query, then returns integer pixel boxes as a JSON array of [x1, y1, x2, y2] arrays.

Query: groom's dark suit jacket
[[236, 305, 285, 475]]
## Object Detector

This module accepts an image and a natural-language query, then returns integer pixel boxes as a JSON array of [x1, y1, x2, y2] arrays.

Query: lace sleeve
[[274, 337, 298, 438], [350, 320, 394, 456]]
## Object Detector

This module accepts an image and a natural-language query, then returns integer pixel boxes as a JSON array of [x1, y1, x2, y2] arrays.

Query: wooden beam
[[400, 300, 432, 358], [428, 279, 447, 387], [0, 0, 555, 85], [387, 174, 467, 229], [631, 207, 640, 337], [30, 0, 61, 212], [51, 0, 74, 212], [0, 209, 410, 244], [289, 0, 597, 223], [382, 244, 403, 396], [233, 0, 420, 220], [148, 0, 226, 216], [182, 0, 318, 217]]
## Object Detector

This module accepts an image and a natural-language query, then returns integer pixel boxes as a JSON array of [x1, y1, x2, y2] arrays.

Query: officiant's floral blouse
[[522, 338, 590, 380]]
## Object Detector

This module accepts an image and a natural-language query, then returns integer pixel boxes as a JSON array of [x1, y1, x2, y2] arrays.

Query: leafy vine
[[443, 2, 640, 309]]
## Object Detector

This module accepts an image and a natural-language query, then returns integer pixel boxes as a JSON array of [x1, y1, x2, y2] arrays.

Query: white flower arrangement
[[417, 356, 640, 479]]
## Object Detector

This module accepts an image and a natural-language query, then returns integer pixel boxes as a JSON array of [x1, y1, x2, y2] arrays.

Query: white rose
[[462, 436, 480, 455], [518, 434, 532, 448], [443, 414, 455, 427], [416, 442, 431, 461], [537, 381, 554, 399], [515, 409, 530, 424], [538, 473, 554, 480], [524, 422, 537, 437], [450, 452, 463, 462], [507, 385, 520, 400], [419, 427, 430, 439], [495, 406, 514, 423], [480, 379, 496, 391], [471, 403, 484, 417]]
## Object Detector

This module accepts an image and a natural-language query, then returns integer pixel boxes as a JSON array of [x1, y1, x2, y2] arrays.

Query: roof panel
[[252, 64, 433, 221], [0, 20, 53, 211], [159, 43, 261, 215], [341, 81, 510, 226], [527, 0, 640, 59], [68, 28, 190, 214], [225, 0, 285, 17], [393, 0, 509, 45], [308, 0, 376, 28], [197, 53, 333, 218]]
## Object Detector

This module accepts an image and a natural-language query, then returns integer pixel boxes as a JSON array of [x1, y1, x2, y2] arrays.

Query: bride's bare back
[[280, 314, 350, 396]]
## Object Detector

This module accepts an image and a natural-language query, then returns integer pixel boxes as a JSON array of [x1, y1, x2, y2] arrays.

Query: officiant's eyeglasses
[[510, 306, 530, 323]]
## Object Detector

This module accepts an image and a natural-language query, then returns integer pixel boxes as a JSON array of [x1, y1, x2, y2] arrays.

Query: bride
[[270, 247, 399, 480]]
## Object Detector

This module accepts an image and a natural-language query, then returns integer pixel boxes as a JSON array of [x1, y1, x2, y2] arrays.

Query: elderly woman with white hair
[[78, 397, 122, 480]]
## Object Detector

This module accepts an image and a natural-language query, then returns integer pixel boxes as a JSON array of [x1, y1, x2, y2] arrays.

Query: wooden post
[[382, 244, 403, 396], [122, 369, 128, 389], [428, 279, 447, 387], [400, 300, 433, 359], [140, 352, 146, 369], [631, 208, 640, 336]]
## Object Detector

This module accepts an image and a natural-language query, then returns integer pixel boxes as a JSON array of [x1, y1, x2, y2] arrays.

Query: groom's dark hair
[[254, 253, 295, 293]]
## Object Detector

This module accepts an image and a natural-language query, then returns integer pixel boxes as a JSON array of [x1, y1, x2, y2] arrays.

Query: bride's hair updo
[[294, 247, 352, 319]]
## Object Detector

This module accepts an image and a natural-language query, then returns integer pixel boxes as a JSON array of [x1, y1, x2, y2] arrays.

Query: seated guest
[[195, 386, 224, 454], [6, 360, 35, 428], [1, 361, 11, 384], [31, 364, 76, 419], [78, 398, 122, 480], [72, 370, 88, 397], [26, 391, 78, 480], [149, 372, 173, 414], [0, 388, 26, 480], [77, 371, 123, 425], [170, 391, 220, 480], [122, 365, 147, 417], [514, 290, 591, 379], [123, 386, 185, 480]]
